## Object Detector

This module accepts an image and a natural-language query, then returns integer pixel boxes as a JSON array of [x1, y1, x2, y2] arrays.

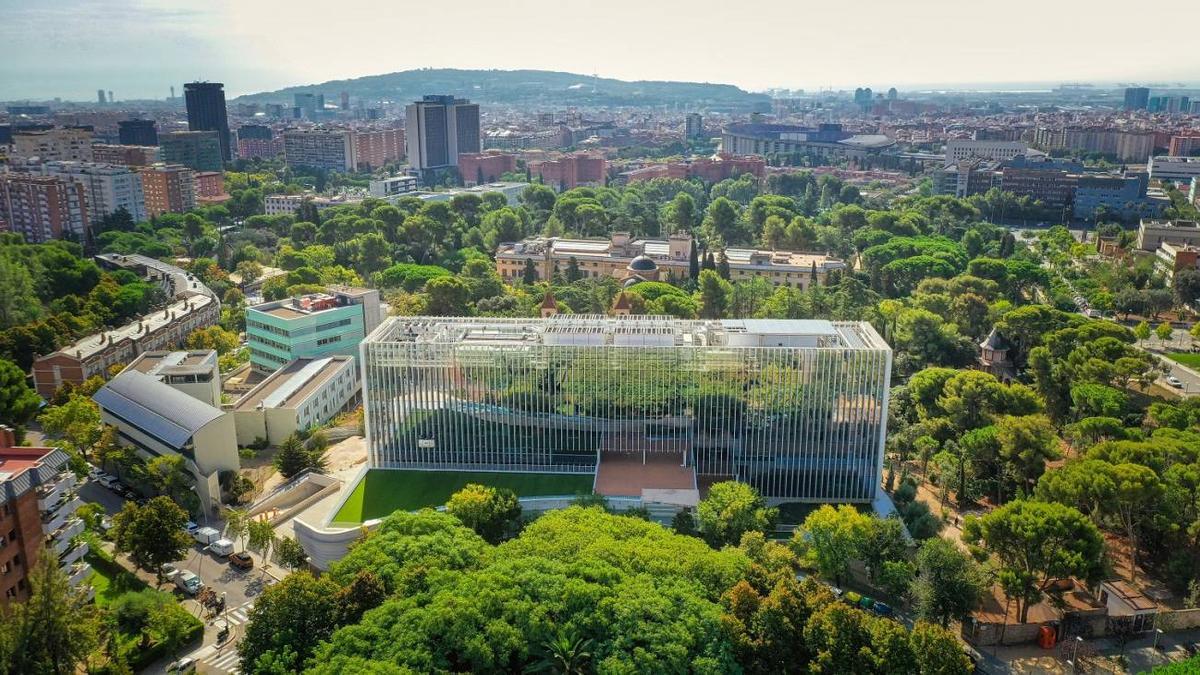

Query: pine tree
[[716, 251, 731, 280], [810, 261, 819, 287], [688, 240, 700, 280], [702, 251, 716, 272], [565, 257, 582, 282], [522, 259, 539, 284]]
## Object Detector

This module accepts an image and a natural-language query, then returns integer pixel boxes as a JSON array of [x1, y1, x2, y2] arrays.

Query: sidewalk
[[978, 627, 1200, 673]]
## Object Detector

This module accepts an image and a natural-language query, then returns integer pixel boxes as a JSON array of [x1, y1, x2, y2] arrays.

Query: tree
[[239, 572, 341, 673], [531, 628, 594, 675], [247, 517, 276, 574], [445, 483, 522, 544], [0, 545, 101, 675], [425, 276, 472, 315], [273, 535, 309, 571], [0, 359, 40, 429], [963, 500, 1104, 622], [145, 454, 200, 514], [995, 414, 1059, 496], [791, 505, 871, 586], [671, 508, 698, 537], [696, 481, 778, 547], [912, 537, 986, 627], [1109, 462, 1163, 577], [224, 507, 249, 551], [334, 569, 387, 625], [1156, 321, 1175, 346], [110, 497, 192, 580], [1133, 320, 1151, 341], [185, 325, 240, 355], [910, 622, 973, 675], [697, 269, 731, 319], [0, 256, 44, 329], [147, 602, 198, 658], [39, 394, 103, 462], [522, 258, 539, 284], [273, 433, 325, 478]]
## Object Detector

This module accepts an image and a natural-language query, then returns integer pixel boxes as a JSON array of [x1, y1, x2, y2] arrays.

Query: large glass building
[[361, 316, 891, 502]]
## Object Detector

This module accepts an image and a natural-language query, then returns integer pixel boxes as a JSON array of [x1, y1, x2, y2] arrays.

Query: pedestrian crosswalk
[[201, 647, 241, 674], [220, 602, 252, 627], [195, 601, 255, 674]]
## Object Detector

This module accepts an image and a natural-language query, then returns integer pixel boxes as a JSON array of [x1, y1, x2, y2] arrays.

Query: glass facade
[[362, 316, 891, 502]]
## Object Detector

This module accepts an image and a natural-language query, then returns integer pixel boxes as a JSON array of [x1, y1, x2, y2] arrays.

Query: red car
[[228, 552, 253, 570]]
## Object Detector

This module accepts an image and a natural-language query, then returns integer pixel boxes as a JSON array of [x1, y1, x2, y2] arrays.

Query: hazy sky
[[1, 0, 1195, 101]]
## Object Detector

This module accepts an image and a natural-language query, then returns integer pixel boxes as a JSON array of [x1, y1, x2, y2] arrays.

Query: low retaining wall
[[248, 472, 341, 526]]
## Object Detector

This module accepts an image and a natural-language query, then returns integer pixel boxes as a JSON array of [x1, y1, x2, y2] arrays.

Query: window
[[0, 561, 10, 575]]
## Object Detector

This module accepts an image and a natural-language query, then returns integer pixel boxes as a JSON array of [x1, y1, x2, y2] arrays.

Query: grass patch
[[332, 469, 594, 525], [1166, 352, 1200, 369], [86, 551, 147, 606]]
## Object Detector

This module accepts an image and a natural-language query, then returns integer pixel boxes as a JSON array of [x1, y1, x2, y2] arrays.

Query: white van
[[193, 527, 220, 546], [209, 539, 234, 557]]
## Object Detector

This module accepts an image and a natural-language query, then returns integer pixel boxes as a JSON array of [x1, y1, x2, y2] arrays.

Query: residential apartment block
[[32, 292, 219, 397], [0, 174, 89, 243], [92, 144, 161, 167], [40, 161, 147, 223], [458, 152, 517, 186], [531, 153, 606, 190], [246, 287, 381, 374], [12, 127, 94, 162], [0, 429, 88, 606], [138, 164, 195, 217], [944, 139, 1029, 164], [283, 129, 357, 172], [353, 127, 405, 170]]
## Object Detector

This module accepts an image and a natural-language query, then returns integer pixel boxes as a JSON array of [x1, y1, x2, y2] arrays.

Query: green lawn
[[331, 469, 594, 525], [85, 550, 147, 606], [1167, 352, 1200, 369]]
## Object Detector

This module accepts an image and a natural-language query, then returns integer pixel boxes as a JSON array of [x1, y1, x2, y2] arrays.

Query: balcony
[[36, 472, 77, 511], [42, 496, 83, 534], [59, 538, 89, 568], [66, 562, 92, 587], [49, 518, 85, 556]]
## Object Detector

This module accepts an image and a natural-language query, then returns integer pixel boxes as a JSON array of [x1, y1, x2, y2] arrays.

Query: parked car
[[184, 521, 200, 535], [174, 570, 203, 595], [209, 538, 234, 557], [858, 595, 875, 610], [842, 591, 862, 605], [166, 657, 196, 672], [1167, 375, 1184, 388], [87, 466, 103, 480], [160, 563, 179, 581], [96, 475, 118, 489], [228, 551, 253, 570], [872, 601, 893, 616]]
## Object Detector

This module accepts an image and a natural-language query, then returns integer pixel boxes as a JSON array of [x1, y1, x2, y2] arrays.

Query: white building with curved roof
[[93, 369, 238, 518]]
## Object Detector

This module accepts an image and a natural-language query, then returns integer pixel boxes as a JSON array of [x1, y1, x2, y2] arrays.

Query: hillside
[[233, 68, 770, 110]]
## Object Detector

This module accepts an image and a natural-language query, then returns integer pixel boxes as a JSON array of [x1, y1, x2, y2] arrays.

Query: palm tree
[[528, 629, 594, 675]]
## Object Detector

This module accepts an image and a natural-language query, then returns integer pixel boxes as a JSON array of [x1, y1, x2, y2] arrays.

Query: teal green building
[[246, 288, 381, 374]]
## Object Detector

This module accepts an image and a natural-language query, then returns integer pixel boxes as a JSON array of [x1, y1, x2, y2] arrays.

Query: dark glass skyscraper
[[184, 82, 231, 162], [118, 119, 158, 146], [1124, 87, 1150, 111]]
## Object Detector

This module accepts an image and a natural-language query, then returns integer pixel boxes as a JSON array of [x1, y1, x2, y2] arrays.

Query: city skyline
[[1, 0, 1197, 101]]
